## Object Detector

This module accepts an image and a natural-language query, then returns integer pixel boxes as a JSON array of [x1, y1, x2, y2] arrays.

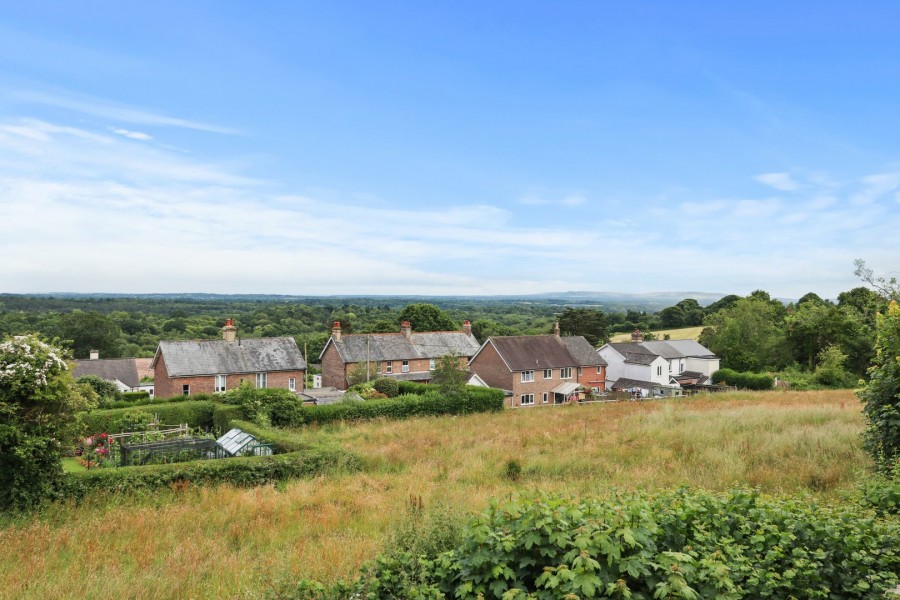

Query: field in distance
[[610, 325, 705, 342], [0, 389, 869, 599]]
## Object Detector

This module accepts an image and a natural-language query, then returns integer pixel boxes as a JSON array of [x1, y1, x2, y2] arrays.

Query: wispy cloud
[[110, 127, 152, 141], [519, 193, 586, 207], [754, 172, 799, 192], [9, 89, 238, 135]]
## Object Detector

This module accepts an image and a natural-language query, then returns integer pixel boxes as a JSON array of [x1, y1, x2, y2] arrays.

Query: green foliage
[[276, 386, 505, 428], [504, 459, 522, 482], [430, 354, 467, 399], [76, 375, 121, 403], [711, 368, 774, 390], [0, 334, 96, 511], [700, 297, 791, 372], [80, 400, 216, 434], [349, 490, 900, 599], [56, 442, 359, 503], [557, 307, 609, 346], [470, 319, 518, 343], [813, 344, 855, 387], [857, 460, 900, 516], [58, 311, 124, 358], [859, 301, 900, 471], [658, 299, 704, 328], [372, 377, 400, 398], [398, 303, 458, 332], [121, 391, 150, 401], [346, 362, 378, 387]]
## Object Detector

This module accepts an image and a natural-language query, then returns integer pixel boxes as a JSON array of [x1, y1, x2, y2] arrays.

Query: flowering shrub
[[1, 334, 95, 511], [79, 433, 113, 469]]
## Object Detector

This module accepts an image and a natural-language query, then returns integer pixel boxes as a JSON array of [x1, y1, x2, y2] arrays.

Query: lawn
[[0, 390, 871, 599]]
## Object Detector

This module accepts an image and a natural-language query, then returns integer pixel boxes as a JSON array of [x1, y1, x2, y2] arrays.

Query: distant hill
[[9, 290, 729, 313]]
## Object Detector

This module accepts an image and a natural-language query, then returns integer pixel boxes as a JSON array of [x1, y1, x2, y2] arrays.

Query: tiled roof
[[72, 358, 140, 388], [486, 335, 605, 371], [154, 337, 307, 377], [328, 332, 480, 363], [608, 340, 717, 363]]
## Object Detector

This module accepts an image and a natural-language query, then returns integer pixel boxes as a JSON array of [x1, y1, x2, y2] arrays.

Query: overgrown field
[[0, 390, 874, 599]]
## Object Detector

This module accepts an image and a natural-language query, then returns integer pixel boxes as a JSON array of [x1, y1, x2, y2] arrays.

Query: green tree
[[699, 297, 790, 372], [58, 310, 124, 358], [398, 303, 458, 332], [76, 374, 121, 403], [431, 353, 468, 399], [470, 319, 517, 343], [0, 334, 95, 511], [813, 345, 853, 388], [859, 301, 900, 471], [557, 307, 609, 346]]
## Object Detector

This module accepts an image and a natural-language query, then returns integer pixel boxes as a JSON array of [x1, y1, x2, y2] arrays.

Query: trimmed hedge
[[397, 381, 431, 395], [121, 391, 151, 401], [95, 392, 221, 410], [711, 368, 775, 390], [80, 401, 216, 434], [289, 387, 505, 427], [213, 404, 244, 433], [56, 442, 359, 503]]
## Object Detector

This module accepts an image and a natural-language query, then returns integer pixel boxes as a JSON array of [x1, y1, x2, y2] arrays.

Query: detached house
[[597, 330, 720, 397], [151, 319, 307, 398], [468, 324, 607, 408], [320, 320, 481, 390]]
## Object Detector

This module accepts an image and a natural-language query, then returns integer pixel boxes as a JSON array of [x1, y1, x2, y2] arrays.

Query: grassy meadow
[[0, 389, 872, 599], [609, 325, 705, 342]]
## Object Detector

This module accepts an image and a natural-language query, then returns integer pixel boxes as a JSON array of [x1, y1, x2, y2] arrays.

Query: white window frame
[[385, 362, 393, 374], [520, 394, 535, 406], [521, 370, 534, 383], [542, 392, 548, 404], [402, 359, 410, 373], [560, 367, 573, 379], [429, 358, 435, 370], [214, 374, 226, 393], [289, 377, 296, 392], [543, 369, 552, 379], [596, 366, 603, 374], [256, 372, 268, 388]]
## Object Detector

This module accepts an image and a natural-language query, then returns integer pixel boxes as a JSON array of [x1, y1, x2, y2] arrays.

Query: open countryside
[[0, 389, 874, 599]]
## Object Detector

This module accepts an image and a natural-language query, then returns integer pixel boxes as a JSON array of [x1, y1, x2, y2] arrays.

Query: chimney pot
[[631, 329, 643, 343], [553, 321, 561, 337], [223, 318, 237, 342], [400, 321, 412, 339], [332, 321, 342, 342], [462, 320, 473, 336]]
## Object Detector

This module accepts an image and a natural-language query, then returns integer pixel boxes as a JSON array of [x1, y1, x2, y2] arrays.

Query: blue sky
[[1, 2, 898, 298]]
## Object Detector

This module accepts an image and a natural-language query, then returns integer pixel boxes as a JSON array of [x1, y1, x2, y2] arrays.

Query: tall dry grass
[[0, 390, 869, 599]]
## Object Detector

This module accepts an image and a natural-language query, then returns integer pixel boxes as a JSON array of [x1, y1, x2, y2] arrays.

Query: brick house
[[151, 319, 307, 398], [319, 320, 481, 390], [468, 325, 607, 408]]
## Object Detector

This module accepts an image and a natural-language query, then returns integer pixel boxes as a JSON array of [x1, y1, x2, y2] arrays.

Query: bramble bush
[[343, 490, 900, 599], [859, 300, 900, 471]]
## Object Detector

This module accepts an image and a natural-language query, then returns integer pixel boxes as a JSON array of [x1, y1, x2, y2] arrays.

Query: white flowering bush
[[0, 335, 69, 395], [1, 334, 95, 511]]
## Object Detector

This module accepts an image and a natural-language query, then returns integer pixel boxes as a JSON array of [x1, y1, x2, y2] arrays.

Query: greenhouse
[[215, 428, 274, 458]]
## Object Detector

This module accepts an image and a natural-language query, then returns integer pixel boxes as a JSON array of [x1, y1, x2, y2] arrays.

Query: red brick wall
[[321, 342, 348, 389], [154, 352, 305, 399], [577, 365, 606, 392], [468, 342, 513, 390]]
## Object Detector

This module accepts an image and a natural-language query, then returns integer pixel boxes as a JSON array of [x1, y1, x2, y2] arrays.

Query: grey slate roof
[[608, 340, 717, 363], [486, 335, 605, 371], [610, 377, 676, 390], [327, 332, 480, 363], [154, 337, 306, 377], [73, 358, 140, 388]]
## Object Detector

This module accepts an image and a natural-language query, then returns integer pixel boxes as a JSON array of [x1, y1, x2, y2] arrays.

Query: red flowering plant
[[79, 432, 114, 469]]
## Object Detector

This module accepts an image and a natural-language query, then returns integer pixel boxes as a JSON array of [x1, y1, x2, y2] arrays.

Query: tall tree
[[699, 297, 790, 372], [58, 311, 124, 358], [557, 308, 609, 346], [398, 304, 458, 332]]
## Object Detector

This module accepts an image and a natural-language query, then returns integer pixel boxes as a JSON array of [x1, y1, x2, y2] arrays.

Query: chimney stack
[[631, 329, 643, 343], [332, 321, 342, 342], [462, 320, 472, 336], [223, 318, 237, 342], [553, 321, 560, 337], [400, 321, 412, 339], [89, 349, 99, 360]]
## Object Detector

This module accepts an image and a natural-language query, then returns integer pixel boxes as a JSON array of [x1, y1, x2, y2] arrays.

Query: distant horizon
[[2, 3, 898, 298]]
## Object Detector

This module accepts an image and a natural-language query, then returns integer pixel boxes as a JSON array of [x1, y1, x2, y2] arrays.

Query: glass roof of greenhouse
[[216, 428, 257, 456]]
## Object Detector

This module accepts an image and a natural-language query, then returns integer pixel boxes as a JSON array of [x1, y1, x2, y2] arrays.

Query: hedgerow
[[712, 368, 774, 390], [80, 400, 216, 433], [343, 490, 900, 599], [56, 441, 358, 503]]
